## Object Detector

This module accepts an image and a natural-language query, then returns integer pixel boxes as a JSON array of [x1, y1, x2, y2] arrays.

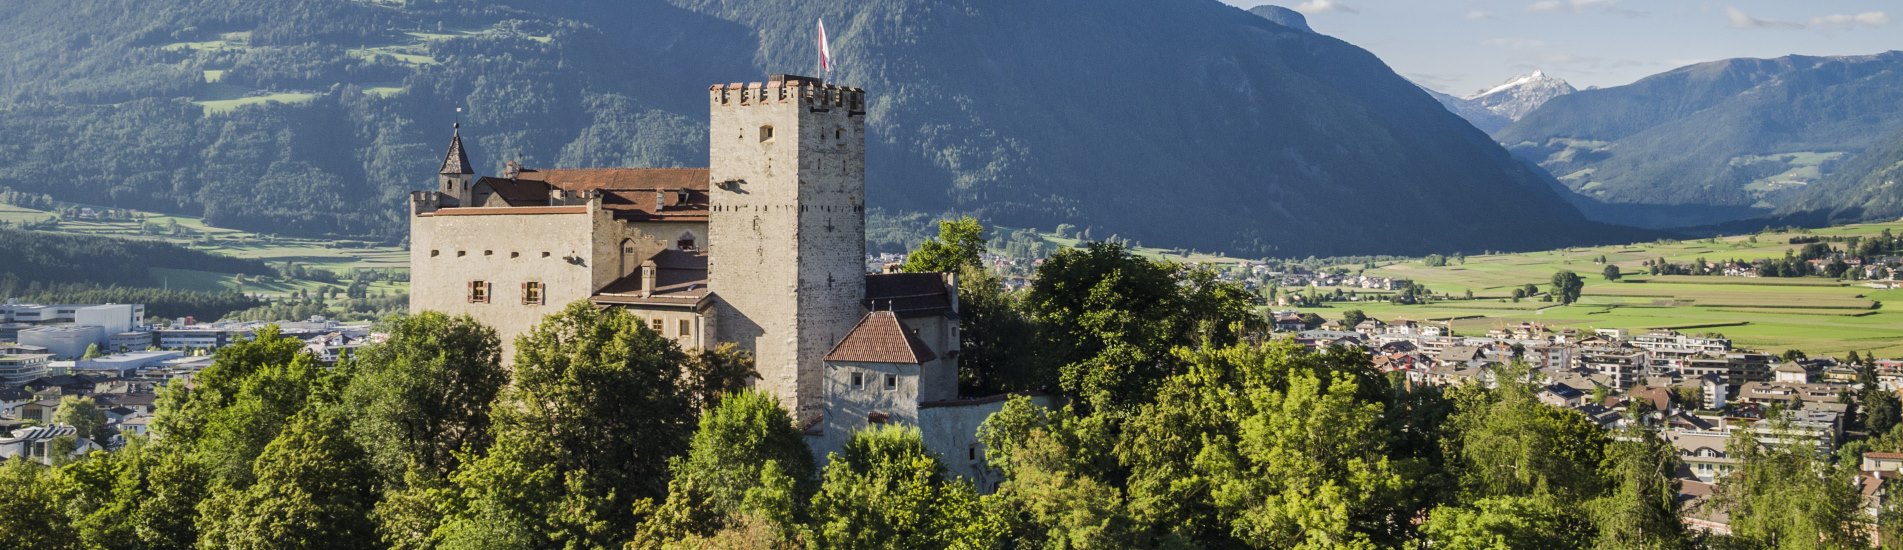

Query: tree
[[1719, 422, 1864, 549], [808, 424, 993, 549], [344, 312, 506, 484], [1550, 271, 1584, 305], [1587, 426, 1687, 549], [435, 301, 697, 548], [152, 325, 334, 488], [1423, 495, 1589, 550], [54, 395, 110, 444], [1447, 365, 1608, 505], [682, 343, 760, 412], [633, 390, 815, 545], [1025, 242, 1187, 414], [1341, 309, 1368, 330], [0, 459, 79, 549], [196, 408, 380, 550], [900, 216, 986, 273], [1601, 265, 1622, 282], [955, 263, 1042, 394], [1198, 365, 1408, 547], [82, 342, 102, 360]]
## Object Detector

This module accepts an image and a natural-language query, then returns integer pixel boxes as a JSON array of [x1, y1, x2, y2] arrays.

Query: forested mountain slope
[[0, 0, 1631, 256], [1498, 52, 1903, 229]]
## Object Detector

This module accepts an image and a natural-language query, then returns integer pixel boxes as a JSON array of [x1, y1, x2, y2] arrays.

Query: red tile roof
[[425, 206, 588, 216], [826, 311, 936, 364], [515, 168, 708, 192]]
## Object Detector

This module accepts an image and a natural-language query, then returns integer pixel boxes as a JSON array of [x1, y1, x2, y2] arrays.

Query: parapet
[[710, 75, 865, 112]]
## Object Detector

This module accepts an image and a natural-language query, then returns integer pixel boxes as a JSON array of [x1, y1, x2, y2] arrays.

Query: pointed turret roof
[[440, 123, 473, 176]]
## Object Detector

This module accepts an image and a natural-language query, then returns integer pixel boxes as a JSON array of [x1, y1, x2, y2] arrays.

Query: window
[[430, 250, 440, 257], [522, 281, 544, 305], [484, 250, 493, 256], [511, 251, 520, 258], [457, 250, 467, 257], [759, 125, 774, 142], [851, 372, 864, 390], [835, 127, 844, 140], [968, 445, 981, 462], [467, 281, 490, 303], [650, 318, 664, 333], [542, 251, 551, 258], [884, 374, 897, 391], [677, 319, 691, 338]]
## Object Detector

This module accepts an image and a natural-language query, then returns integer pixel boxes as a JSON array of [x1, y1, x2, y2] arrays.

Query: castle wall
[[409, 205, 601, 360], [816, 359, 923, 461], [707, 79, 868, 419]]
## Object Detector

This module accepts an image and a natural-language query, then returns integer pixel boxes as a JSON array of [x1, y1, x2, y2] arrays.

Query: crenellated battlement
[[709, 74, 865, 112]]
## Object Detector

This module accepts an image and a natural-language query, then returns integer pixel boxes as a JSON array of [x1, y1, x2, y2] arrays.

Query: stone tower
[[439, 123, 475, 206], [707, 74, 868, 419]]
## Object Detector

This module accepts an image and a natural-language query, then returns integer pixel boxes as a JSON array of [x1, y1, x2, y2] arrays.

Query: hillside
[[1783, 127, 1903, 224], [1498, 52, 1903, 229], [0, 0, 1629, 257]]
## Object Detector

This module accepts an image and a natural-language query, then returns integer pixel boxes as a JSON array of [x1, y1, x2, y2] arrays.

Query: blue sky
[[1219, 0, 1899, 95]]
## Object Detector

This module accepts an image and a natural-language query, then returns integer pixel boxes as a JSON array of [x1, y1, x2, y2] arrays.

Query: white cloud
[[1810, 11, 1890, 28], [1725, 7, 1884, 30], [1726, 7, 1804, 29], [1465, 10, 1493, 20], [1294, 0, 1357, 14], [1528, 0, 1565, 13]]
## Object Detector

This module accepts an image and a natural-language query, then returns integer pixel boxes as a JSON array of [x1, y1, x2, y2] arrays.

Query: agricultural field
[[1305, 221, 1903, 357], [0, 200, 408, 299]]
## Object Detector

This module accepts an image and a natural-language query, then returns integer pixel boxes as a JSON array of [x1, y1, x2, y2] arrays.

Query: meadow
[[1, 201, 409, 300], [1307, 221, 1903, 357]]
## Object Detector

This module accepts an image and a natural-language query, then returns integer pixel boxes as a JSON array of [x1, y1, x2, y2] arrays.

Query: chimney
[[640, 259, 658, 298]]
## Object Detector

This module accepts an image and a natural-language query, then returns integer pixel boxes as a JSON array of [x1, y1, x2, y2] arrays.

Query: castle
[[409, 74, 1023, 482]]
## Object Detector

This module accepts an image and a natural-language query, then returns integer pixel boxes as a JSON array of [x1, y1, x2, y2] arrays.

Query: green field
[[1308, 221, 1903, 357], [1, 201, 408, 299]]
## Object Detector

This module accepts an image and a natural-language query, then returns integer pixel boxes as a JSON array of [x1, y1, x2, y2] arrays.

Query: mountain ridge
[[1497, 51, 1903, 228], [0, 0, 1638, 257]]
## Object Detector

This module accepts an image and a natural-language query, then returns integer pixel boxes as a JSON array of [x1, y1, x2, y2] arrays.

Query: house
[[1773, 361, 1815, 384]]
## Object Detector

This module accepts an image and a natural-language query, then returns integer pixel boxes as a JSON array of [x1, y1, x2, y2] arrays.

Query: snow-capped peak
[[1462, 70, 1577, 122]]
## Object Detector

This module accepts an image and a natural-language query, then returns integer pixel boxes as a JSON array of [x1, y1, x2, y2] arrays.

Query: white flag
[[818, 18, 833, 76]]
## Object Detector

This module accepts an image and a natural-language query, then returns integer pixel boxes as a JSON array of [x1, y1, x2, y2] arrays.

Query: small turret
[[439, 123, 475, 206]]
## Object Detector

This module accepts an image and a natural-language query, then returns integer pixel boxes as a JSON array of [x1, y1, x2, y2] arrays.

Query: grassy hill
[[1306, 221, 1903, 357]]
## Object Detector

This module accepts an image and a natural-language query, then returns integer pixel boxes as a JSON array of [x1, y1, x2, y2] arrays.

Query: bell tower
[[439, 123, 475, 206], [707, 75, 868, 420]]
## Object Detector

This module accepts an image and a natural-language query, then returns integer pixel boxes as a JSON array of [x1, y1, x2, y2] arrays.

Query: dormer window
[[759, 125, 774, 142]]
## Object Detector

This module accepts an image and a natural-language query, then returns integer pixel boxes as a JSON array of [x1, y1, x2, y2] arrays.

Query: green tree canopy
[[900, 216, 987, 273], [434, 301, 697, 548], [633, 389, 815, 546], [1550, 271, 1584, 305], [196, 408, 380, 550], [53, 395, 109, 444], [344, 312, 506, 484]]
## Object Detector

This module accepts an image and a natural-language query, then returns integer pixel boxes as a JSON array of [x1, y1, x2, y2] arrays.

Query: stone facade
[[707, 76, 868, 419]]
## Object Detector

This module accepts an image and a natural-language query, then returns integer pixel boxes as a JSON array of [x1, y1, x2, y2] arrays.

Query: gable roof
[[826, 311, 936, 365], [513, 168, 708, 192], [864, 273, 953, 318]]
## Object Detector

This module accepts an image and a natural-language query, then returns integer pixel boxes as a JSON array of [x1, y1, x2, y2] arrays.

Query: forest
[[2, 221, 1897, 549]]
